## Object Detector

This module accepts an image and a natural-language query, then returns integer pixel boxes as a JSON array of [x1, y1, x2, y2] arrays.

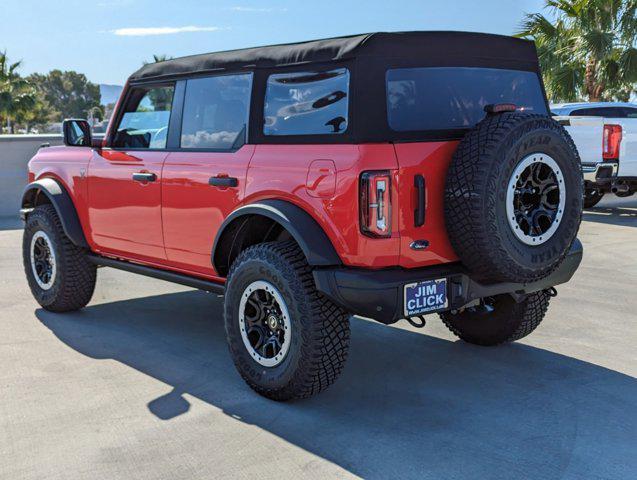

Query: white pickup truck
[[551, 102, 637, 207]]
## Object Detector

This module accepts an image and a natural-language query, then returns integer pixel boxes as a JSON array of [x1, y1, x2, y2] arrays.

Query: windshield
[[386, 67, 547, 132]]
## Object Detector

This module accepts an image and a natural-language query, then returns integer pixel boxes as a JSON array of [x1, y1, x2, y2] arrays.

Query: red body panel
[[394, 142, 460, 267], [26, 140, 461, 278], [88, 149, 167, 262], [27, 146, 93, 242], [245, 144, 400, 268], [161, 145, 255, 275]]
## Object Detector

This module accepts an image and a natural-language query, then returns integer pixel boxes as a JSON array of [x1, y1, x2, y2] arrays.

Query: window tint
[[264, 68, 349, 136], [113, 86, 174, 149], [386, 67, 547, 131], [181, 74, 252, 149], [625, 107, 637, 118], [570, 107, 626, 118]]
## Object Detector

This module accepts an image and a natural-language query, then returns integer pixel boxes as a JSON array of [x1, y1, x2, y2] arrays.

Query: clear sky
[[1, 0, 548, 85]]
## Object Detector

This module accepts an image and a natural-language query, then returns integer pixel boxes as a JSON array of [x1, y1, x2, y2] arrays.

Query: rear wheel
[[22, 204, 96, 312], [224, 240, 350, 400], [439, 291, 551, 346]]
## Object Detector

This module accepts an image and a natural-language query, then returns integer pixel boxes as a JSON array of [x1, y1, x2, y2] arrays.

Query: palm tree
[[0, 51, 36, 133], [518, 0, 637, 102]]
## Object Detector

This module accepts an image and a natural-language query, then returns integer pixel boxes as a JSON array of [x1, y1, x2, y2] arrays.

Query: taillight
[[603, 124, 622, 161], [360, 171, 392, 237]]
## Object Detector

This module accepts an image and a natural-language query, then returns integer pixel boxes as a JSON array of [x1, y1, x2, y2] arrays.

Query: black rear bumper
[[313, 238, 583, 324]]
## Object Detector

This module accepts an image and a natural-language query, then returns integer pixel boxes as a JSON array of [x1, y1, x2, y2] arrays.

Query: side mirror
[[63, 119, 92, 147]]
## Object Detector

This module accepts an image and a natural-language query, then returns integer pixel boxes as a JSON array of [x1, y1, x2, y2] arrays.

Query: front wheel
[[439, 291, 551, 346], [22, 204, 96, 312], [224, 240, 350, 400]]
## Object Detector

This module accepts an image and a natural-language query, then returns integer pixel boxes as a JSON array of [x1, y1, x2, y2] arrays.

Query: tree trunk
[[584, 56, 605, 102]]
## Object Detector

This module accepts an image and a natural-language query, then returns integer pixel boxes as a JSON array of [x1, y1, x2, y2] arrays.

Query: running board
[[87, 255, 225, 294]]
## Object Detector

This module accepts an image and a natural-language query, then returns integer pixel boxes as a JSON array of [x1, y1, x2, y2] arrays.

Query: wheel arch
[[21, 178, 89, 248], [212, 199, 342, 277]]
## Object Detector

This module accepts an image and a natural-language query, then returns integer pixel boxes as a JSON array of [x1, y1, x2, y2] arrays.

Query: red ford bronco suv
[[21, 32, 583, 400]]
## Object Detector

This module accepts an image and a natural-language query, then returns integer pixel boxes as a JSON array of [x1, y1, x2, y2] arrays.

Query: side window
[[113, 85, 174, 149], [570, 107, 603, 116], [571, 107, 625, 118], [180, 73, 252, 149], [385, 67, 547, 131], [264, 68, 350, 136]]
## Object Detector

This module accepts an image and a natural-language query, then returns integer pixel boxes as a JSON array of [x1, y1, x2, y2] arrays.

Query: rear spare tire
[[444, 113, 583, 284]]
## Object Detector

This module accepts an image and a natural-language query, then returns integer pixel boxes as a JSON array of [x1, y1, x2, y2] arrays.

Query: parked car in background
[[551, 102, 637, 207]]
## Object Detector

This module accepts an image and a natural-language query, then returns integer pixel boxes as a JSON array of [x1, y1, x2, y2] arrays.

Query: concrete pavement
[[1, 196, 636, 479]]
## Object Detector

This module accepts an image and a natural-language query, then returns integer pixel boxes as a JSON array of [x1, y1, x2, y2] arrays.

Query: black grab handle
[[414, 174, 425, 227], [209, 176, 238, 188]]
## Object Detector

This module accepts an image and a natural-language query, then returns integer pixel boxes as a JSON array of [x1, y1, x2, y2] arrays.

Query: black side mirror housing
[[63, 119, 92, 147]]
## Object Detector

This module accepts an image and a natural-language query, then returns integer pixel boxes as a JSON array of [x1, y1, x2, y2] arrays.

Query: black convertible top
[[129, 31, 539, 82]]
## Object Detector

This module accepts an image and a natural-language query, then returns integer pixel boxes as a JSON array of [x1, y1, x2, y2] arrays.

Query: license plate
[[403, 278, 448, 316]]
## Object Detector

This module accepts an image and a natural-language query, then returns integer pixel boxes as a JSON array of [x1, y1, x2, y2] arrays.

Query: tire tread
[[225, 240, 350, 400], [23, 204, 96, 312]]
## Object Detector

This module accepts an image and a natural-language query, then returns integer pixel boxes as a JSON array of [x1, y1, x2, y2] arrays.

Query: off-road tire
[[584, 187, 604, 208], [444, 113, 583, 284], [22, 204, 96, 312], [224, 240, 350, 400], [439, 290, 551, 346]]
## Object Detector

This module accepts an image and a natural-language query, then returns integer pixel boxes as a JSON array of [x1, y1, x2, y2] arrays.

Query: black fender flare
[[21, 178, 89, 248], [212, 199, 342, 274]]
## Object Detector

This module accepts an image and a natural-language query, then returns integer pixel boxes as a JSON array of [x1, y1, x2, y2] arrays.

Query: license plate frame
[[403, 278, 449, 317]]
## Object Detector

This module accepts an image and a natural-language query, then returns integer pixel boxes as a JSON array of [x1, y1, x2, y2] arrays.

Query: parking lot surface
[[1, 197, 636, 480]]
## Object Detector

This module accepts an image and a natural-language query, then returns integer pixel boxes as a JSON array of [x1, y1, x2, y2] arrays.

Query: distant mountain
[[99, 84, 123, 106]]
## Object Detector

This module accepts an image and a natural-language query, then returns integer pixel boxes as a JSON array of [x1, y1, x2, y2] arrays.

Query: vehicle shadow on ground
[[583, 206, 637, 227], [36, 291, 636, 479]]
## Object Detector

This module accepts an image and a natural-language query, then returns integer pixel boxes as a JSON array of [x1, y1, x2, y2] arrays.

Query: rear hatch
[[387, 66, 550, 268]]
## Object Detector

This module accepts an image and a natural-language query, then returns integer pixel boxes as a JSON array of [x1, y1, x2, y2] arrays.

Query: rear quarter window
[[264, 68, 349, 136], [386, 67, 547, 132]]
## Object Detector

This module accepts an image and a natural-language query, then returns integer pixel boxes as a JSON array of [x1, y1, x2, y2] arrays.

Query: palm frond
[[517, 13, 558, 39], [618, 47, 637, 82], [546, 63, 585, 101], [583, 29, 617, 59]]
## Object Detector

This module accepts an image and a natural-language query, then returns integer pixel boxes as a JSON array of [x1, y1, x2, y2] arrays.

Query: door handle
[[132, 172, 157, 183], [209, 176, 238, 188], [414, 174, 425, 227]]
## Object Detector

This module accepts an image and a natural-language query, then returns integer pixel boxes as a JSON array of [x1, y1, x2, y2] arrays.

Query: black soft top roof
[[129, 31, 539, 82]]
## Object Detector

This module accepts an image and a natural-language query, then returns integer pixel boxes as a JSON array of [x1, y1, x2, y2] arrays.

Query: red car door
[[161, 74, 253, 276], [88, 84, 175, 262]]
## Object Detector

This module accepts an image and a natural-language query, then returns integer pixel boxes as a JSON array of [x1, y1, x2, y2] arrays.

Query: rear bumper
[[314, 238, 583, 324], [582, 161, 618, 182]]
